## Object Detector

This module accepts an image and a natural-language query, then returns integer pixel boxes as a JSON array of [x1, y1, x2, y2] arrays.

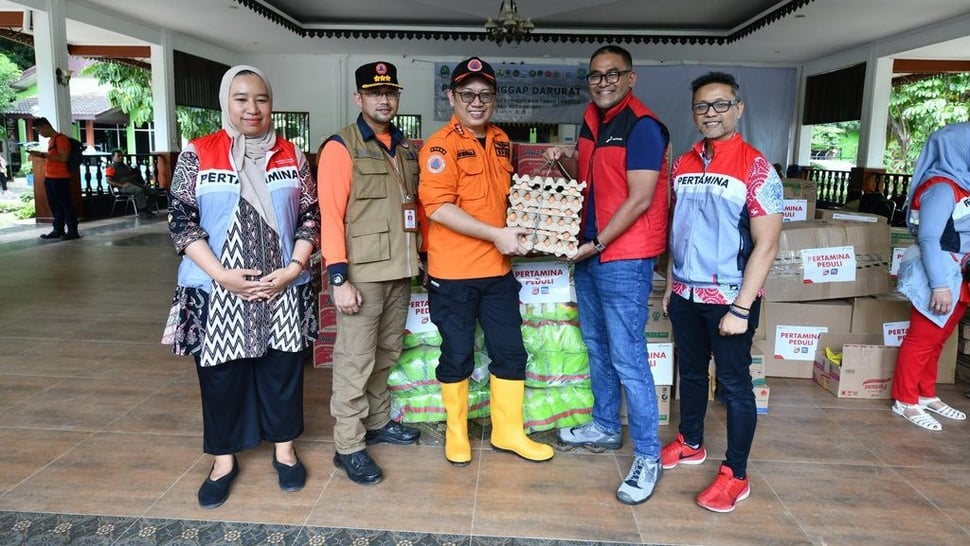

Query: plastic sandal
[[892, 401, 942, 431], [919, 397, 967, 420]]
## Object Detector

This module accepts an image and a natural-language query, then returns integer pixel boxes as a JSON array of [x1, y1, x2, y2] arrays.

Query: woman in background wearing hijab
[[165, 66, 320, 507], [893, 122, 970, 431]]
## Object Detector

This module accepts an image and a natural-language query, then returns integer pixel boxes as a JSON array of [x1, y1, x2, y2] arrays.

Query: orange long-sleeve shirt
[[418, 116, 513, 280]]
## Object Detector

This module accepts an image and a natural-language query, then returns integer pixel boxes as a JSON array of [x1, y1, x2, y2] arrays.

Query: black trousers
[[195, 348, 305, 455], [44, 177, 78, 234], [428, 272, 527, 383]]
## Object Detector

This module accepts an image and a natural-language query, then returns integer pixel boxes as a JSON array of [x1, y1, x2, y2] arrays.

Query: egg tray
[[507, 174, 586, 258]]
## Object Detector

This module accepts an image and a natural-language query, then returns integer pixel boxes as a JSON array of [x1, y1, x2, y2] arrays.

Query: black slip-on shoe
[[198, 455, 238, 509], [272, 452, 307, 492]]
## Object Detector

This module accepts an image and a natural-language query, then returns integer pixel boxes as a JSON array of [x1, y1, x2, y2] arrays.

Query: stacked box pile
[[507, 174, 586, 258]]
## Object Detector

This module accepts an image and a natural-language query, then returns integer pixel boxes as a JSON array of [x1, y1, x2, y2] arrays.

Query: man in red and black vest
[[543, 44, 670, 505]]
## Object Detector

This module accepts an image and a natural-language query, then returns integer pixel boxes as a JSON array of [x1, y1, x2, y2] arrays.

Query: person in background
[[661, 71, 783, 513], [29, 117, 80, 240], [419, 56, 553, 467], [543, 44, 669, 505], [892, 122, 970, 429], [0, 154, 8, 195], [317, 61, 421, 486], [165, 65, 320, 509], [106, 149, 154, 219]]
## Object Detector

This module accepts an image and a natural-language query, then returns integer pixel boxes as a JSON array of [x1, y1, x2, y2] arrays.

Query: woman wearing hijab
[[892, 122, 970, 431], [165, 66, 320, 507]]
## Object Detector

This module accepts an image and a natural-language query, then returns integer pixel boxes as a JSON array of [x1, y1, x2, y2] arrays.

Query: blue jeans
[[575, 257, 659, 459], [668, 293, 759, 478]]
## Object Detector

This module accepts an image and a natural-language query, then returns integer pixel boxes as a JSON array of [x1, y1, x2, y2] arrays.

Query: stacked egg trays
[[506, 174, 586, 258]]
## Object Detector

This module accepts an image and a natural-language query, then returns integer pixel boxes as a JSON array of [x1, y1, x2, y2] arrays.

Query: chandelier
[[484, 0, 535, 46]]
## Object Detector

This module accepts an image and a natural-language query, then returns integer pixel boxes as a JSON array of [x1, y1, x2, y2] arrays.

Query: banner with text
[[512, 260, 571, 303], [405, 292, 435, 333], [434, 63, 589, 124]]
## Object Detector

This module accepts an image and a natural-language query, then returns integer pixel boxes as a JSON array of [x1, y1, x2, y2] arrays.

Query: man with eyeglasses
[[543, 44, 670, 506], [660, 71, 783, 513], [318, 61, 422, 486], [418, 56, 554, 467]]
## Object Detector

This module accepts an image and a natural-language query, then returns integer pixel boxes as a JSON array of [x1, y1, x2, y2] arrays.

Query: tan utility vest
[[336, 124, 420, 282]]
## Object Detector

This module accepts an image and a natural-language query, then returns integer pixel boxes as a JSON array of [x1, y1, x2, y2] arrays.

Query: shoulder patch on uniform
[[494, 141, 511, 158], [430, 145, 447, 155], [427, 153, 446, 174]]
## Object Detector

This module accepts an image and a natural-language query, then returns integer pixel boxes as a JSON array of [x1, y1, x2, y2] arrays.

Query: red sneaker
[[661, 433, 707, 469], [697, 465, 750, 513]]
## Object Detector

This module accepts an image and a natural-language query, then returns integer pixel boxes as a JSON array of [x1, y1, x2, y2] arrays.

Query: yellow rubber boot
[[440, 380, 472, 466], [488, 375, 554, 462]]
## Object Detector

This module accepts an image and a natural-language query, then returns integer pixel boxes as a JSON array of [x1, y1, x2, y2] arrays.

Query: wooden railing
[[78, 153, 164, 198], [801, 167, 912, 207]]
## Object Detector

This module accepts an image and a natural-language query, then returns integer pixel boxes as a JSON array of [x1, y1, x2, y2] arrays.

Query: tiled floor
[[2, 218, 970, 545]]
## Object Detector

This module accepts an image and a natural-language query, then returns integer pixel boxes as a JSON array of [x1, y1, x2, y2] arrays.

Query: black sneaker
[[40, 231, 64, 240], [365, 420, 420, 445]]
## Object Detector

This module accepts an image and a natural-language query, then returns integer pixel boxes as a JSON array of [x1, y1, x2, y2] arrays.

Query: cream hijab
[[218, 65, 278, 232]]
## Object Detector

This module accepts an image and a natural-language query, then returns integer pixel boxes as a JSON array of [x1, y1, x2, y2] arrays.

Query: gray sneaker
[[616, 456, 662, 505], [556, 422, 622, 452]]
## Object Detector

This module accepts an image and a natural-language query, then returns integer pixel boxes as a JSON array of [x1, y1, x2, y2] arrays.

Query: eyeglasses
[[586, 70, 631, 85], [455, 90, 495, 104], [692, 100, 739, 115], [360, 89, 401, 100]]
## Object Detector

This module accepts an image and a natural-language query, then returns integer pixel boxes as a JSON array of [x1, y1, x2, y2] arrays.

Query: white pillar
[[857, 54, 893, 169], [150, 31, 179, 152], [31, 0, 71, 133]]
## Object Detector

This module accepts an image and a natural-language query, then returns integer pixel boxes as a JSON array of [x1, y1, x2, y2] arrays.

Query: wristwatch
[[592, 237, 606, 253], [330, 272, 346, 286]]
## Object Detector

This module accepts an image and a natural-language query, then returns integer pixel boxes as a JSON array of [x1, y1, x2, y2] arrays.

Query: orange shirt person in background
[[29, 117, 79, 240]]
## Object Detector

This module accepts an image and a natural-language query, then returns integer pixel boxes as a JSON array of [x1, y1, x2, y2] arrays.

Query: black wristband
[[592, 237, 606, 253], [728, 308, 750, 320], [731, 302, 750, 311]]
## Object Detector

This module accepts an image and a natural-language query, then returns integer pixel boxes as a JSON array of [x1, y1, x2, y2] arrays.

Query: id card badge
[[403, 200, 418, 232]]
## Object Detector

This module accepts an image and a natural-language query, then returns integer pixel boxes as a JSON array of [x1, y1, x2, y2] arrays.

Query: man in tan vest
[[317, 61, 421, 485]]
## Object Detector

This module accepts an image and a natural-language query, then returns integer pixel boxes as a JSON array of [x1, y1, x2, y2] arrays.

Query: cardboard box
[[813, 333, 897, 399], [959, 338, 970, 355], [750, 353, 767, 386], [849, 294, 912, 338], [755, 385, 770, 414], [645, 296, 673, 343], [513, 143, 562, 178], [620, 385, 671, 426], [657, 385, 671, 426], [763, 300, 853, 378], [647, 342, 674, 386], [766, 219, 890, 302], [815, 209, 888, 224], [849, 294, 958, 383], [956, 355, 970, 384], [782, 178, 817, 222]]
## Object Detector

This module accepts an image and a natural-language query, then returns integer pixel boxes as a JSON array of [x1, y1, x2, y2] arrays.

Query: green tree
[[0, 41, 35, 70], [885, 73, 970, 173], [176, 106, 220, 141], [82, 61, 220, 141], [82, 62, 154, 125], [0, 52, 23, 139]]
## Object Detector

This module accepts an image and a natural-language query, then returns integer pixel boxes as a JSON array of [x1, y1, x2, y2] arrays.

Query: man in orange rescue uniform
[[418, 57, 554, 466]]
